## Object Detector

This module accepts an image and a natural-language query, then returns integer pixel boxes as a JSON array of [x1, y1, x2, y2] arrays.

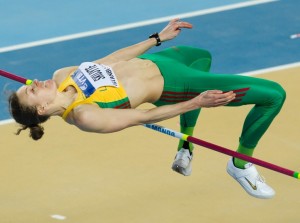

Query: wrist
[[176, 98, 198, 115], [185, 97, 200, 110], [149, 32, 161, 46]]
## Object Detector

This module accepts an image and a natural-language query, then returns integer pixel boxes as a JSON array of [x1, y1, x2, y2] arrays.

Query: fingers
[[201, 90, 223, 95], [213, 91, 236, 106], [177, 21, 193, 29], [160, 18, 193, 41], [199, 90, 236, 107], [170, 18, 193, 29]]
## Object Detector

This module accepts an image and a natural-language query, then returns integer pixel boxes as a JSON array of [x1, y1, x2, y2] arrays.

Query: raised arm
[[93, 18, 193, 64], [72, 90, 235, 133]]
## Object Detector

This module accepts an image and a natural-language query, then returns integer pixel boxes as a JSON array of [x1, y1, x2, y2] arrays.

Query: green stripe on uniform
[[95, 97, 130, 109]]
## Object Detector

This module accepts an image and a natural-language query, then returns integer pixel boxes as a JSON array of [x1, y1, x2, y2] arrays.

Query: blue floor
[[0, 0, 252, 47]]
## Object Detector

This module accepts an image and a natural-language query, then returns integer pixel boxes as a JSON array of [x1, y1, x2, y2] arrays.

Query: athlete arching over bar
[[8, 19, 286, 199]]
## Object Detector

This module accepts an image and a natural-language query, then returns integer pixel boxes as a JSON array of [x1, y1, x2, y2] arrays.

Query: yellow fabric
[[58, 72, 130, 120]]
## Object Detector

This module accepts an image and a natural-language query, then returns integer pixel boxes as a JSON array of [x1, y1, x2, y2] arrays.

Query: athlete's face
[[17, 79, 57, 113]]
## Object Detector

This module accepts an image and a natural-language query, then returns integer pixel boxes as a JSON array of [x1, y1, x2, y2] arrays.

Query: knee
[[274, 82, 286, 104], [268, 82, 286, 110]]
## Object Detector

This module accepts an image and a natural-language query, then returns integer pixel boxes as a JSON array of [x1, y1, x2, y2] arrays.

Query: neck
[[47, 90, 77, 117]]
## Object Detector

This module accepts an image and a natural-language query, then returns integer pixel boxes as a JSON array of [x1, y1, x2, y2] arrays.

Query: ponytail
[[16, 124, 45, 140]]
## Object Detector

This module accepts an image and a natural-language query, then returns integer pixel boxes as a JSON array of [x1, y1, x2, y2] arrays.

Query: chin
[[46, 80, 57, 89]]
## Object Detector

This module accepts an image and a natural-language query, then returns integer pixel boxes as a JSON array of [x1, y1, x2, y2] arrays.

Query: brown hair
[[8, 92, 50, 140]]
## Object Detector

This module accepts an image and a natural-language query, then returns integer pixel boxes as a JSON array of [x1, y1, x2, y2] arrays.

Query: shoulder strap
[[62, 101, 87, 120], [58, 75, 73, 92]]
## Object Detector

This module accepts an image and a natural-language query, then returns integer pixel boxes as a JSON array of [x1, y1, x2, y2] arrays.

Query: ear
[[37, 103, 47, 115]]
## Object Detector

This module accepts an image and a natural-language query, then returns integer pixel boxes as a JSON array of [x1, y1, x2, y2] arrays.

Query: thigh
[[196, 73, 284, 106]]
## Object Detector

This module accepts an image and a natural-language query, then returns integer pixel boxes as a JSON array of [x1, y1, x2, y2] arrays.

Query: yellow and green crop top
[[58, 62, 131, 120]]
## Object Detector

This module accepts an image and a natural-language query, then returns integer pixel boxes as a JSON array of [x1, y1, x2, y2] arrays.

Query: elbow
[[138, 110, 157, 125]]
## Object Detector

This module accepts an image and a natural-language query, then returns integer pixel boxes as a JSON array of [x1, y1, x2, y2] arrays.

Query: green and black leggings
[[138, 46, 286, 165]]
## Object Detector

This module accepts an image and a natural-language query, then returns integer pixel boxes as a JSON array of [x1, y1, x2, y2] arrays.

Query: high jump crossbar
[[0, 69, 33, 85], [144, 123, 300, 179]]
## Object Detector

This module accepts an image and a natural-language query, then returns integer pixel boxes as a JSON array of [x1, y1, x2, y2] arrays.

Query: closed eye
[[26, 86, 36, 95]]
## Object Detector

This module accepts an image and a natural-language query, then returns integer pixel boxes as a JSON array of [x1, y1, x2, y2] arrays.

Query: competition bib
[[71, 62, 119, 97]]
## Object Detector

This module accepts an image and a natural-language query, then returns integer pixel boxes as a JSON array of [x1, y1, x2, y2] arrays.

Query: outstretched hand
[[159, 18, 193, 42], [195, 90, 236, 108]]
